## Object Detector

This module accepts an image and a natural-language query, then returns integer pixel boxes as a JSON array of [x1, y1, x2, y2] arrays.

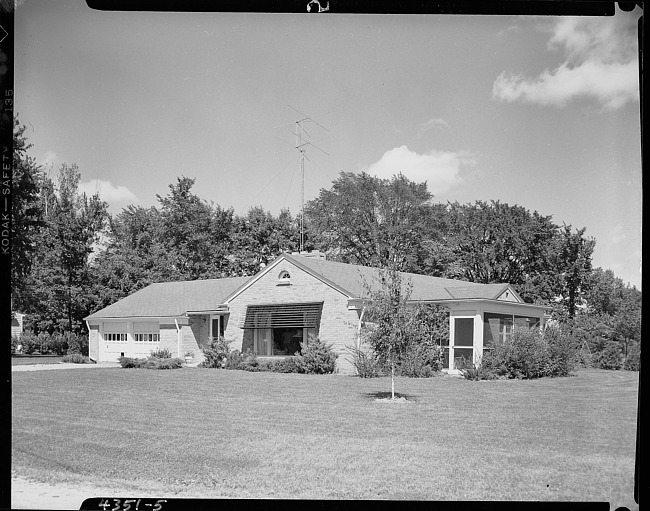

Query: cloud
[[40, 150, 57, 170], [421, 118, 450, 131], [496, 23, 523, 37], [493, 13, 639, 110], [78, 179, 139, 208], [365, 145, 474, 194]]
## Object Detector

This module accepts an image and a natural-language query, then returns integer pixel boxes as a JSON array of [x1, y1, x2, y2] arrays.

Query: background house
[[11, 312, 26, 339], [85, 252, 547, 373]]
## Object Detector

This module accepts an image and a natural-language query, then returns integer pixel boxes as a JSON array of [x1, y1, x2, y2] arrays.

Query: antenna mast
[[295, 118, 307, 252], [277, 106, 329, 253]]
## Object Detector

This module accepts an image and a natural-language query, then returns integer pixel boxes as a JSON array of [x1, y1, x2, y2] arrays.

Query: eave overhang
[[347, 297, 548, 312], [84, 316, 190, 325]]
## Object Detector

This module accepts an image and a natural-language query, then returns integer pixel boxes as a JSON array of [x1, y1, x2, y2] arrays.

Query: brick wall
[[226, 259, 360, 374], [180, 316, 208, 365], [159, 324, 178, 357]]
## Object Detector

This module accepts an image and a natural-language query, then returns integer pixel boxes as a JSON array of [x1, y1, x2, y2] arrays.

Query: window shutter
[[242, 302, 323, 329]]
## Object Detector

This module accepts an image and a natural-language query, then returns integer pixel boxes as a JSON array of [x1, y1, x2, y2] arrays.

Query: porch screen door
[[453, 318, 474, 369]]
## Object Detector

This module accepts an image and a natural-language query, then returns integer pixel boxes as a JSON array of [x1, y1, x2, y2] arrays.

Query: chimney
[[292, 250, 326, 260]]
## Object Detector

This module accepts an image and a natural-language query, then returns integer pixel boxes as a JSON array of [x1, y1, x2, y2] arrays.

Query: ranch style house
[[84, 251, 548, 374]]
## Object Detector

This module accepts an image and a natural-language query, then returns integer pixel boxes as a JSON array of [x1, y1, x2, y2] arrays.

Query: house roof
[[86, 253, 533, 321], [84, 276, 251, 320], [283, 254, 512, 301]]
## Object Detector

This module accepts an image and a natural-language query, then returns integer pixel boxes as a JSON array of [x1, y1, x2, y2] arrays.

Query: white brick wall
[[181, 317, 208, 365], [159, 324, 179, 358], [226, 260, 359, 374]]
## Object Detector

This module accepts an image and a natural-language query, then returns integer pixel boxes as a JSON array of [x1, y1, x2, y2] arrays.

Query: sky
[[14, 1, 642, 289]]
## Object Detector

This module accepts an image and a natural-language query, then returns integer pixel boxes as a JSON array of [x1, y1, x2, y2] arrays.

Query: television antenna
[[275, 106, 329, 252]]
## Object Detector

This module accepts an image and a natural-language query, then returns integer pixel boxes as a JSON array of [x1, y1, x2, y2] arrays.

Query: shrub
[[119, 355, 183, 369], [543, 326, 578, 377], [257, 357, 302, 373], [37, 331, 51, 354], [473, 326, 579, 380], [397, 343, 444, 378], [224, 349, 243, 369], [150, 347, 173, 359], [623, 341, 640, 371], [200, 336, 231, 368], [348, 346, 384, 378], [241, 350, 260, 371], [150, 357, 184, 369], [66, 333, 89, 356], [62, 353, 90, 364], [119, 356, 145, 368], [20, 331, 39, 355], [294, 334, 338, 374], [274, 356, 302, 373], [459, 353, 501, 380], [11, 335, 20, 353], [593, 341, 623, 370], [45, 332, 66, 355]]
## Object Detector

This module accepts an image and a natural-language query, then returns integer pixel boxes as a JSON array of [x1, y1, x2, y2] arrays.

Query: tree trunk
[[391, 362, 395, 400], [67, 283, 73, 333]]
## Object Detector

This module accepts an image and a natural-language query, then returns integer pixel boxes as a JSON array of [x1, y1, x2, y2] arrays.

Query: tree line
[[10, 118, 641, 365]]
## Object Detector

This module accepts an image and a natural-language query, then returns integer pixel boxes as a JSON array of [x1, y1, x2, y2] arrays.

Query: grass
[[11, 368, 638, 505], [11, 354, 65, 366]]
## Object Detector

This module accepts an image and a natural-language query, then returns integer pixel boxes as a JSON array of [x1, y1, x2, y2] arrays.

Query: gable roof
[[289, 254, 513, 301], [86, 254, 530, 321], [85, 276, 251, 320], [223, 253, 515, 303]]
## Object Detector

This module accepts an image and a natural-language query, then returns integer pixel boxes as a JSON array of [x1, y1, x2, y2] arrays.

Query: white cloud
[[493, 12, 639, 110], [365, 145, 474, 194], [40, 150, 57, 171], [78, 179, 139, 208], [421, 118, 450, 131]]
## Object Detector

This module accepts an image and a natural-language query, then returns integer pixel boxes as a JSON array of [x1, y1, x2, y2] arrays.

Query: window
[[483, 313, 540, 348], [277, 270, 291, 285], [272, 327, 303, 355], [104, 333, 127, 342], [211, 316, 225, 339], [134, 333, 160, 342], [134, 322, 160, 343], [253, 327, 316, 356], [245, 303, 322, 356]]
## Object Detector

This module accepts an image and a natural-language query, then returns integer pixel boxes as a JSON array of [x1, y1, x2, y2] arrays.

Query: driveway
[[12, 362, 121, 372]]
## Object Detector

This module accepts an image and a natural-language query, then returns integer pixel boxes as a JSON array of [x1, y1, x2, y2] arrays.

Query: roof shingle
[[288, 254, 508, 301], [85, 276, 251, 319], [86, 254, 518, 320]]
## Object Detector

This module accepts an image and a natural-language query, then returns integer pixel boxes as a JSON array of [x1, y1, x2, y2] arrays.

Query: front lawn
[[11, 368, 638, 505]]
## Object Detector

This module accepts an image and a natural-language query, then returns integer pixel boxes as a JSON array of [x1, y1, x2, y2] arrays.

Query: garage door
[[102, 322, 128, 362]]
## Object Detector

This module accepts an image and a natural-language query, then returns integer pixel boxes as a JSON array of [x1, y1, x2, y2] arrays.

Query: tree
[[582, 268, 641, 357], [359, 266, 446, 396], [157, 176, 234, 280], [552, 225, 596, 319], [24, 163, 107, 333], [11, 118, 45, 308], [87, 205, 177, 312], [583, 268, 625, 316], [305, 171, 442, 273], [227, 206, 301, 276], [361, 266, 413, 398], [444, 200, 558, 302]]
